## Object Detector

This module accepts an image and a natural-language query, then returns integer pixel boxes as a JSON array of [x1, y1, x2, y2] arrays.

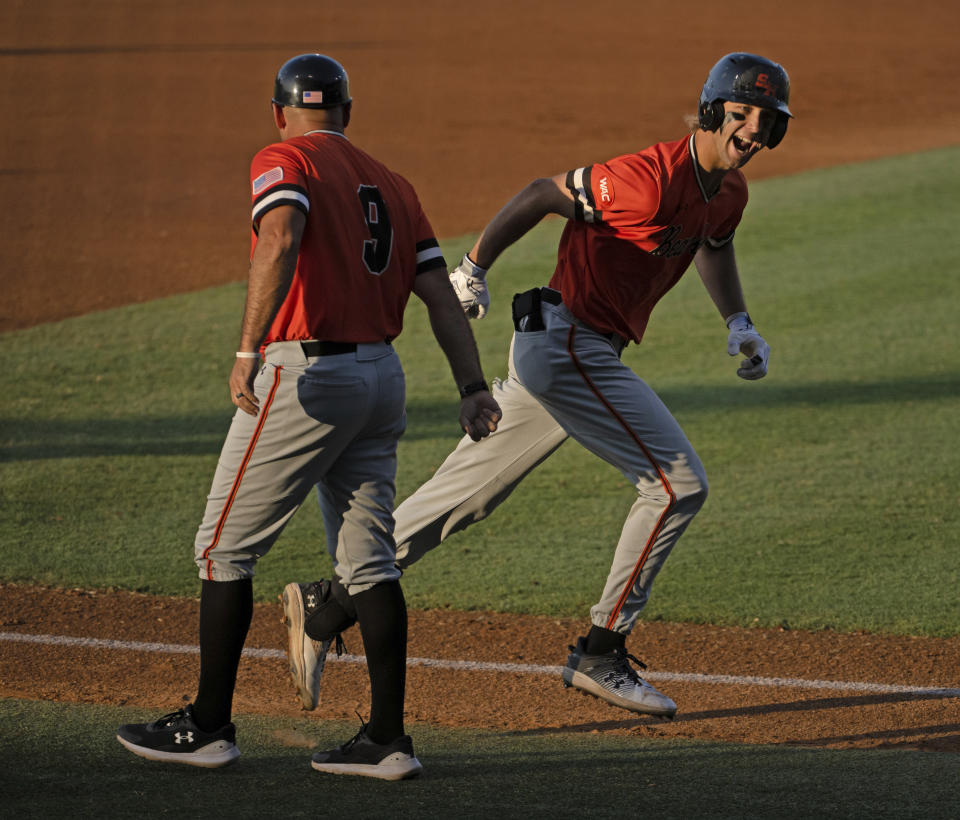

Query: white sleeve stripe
[[251, 189, 310, 222], [571, 167, 595, 223], [415, 246, 444, 264]]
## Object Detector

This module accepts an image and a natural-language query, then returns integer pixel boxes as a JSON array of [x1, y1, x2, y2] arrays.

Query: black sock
[[330, 574, 358, 621], [192, 578, 253, 732], [303, 578, 356, 641], [584, 625, 626, 656], [352, 580, 407, 745]]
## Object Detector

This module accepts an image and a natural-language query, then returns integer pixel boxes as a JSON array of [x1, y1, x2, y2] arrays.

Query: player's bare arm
[[693, 240, 747, 319], [230, 205, 306, 415], [694, 241, 771, 380], [413, 267, 502, 440], [449, 176, 576, 319], [470, 175, 576, 268]]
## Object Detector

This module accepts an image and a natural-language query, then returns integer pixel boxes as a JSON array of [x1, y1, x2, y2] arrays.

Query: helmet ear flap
[[698, 100, 726, 132], [766, 112, 788, 149]]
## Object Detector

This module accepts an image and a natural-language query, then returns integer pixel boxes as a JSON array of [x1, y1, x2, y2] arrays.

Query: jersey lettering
[[651, 225, 705, 258], [598, 175, 612, 203], [357, 185, 394, 275]]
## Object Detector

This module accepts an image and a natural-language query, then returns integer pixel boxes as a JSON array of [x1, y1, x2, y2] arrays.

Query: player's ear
[[342, 101, 352, 130], [272, 102, 286, 131]]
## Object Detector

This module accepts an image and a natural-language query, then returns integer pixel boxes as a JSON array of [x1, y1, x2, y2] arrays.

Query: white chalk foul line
[[2, 630, 959, 698]]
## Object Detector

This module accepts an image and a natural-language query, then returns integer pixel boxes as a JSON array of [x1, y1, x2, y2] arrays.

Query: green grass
[[1, 699, 956, 820], [2, 147, 959, 635]]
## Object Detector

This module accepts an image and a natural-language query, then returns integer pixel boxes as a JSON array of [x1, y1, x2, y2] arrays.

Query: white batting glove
[[449, 253, 490, 319], [726, 312, 770, 380]]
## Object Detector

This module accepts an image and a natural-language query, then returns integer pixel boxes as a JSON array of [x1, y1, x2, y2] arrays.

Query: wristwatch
[[458, 380, 489, 399]]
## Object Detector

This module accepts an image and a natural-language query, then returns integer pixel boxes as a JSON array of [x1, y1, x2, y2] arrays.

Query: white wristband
[[235, 351, 261, 359]]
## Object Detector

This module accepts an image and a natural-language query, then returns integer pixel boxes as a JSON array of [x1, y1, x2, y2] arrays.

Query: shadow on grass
[[656, 373, 959, 414], [0, 400, 463, 461], [3, 374, 958, 462]]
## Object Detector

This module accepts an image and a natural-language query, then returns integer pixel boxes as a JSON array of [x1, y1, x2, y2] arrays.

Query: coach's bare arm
[[230, 204, 306, 415], [414, 268, 501, 441]]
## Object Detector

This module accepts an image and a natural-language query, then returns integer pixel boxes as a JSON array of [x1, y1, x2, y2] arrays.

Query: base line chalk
[[2, 630, 958, 698]]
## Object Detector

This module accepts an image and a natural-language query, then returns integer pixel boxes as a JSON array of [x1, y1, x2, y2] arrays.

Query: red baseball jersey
[[249, 130, 446, 346], [550, 134, 748, 343]]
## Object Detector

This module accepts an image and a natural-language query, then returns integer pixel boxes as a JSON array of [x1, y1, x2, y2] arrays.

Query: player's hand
[[726, 312, 770, 380], [449, 253, 490, 319], [230, 356, 262, 416], [459, 391, 501, 441]]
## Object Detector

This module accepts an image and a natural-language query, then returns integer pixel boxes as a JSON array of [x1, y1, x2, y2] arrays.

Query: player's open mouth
[[732, 135, 757, 155]]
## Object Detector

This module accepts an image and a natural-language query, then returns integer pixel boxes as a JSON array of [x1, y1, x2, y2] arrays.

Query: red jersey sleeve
[[250, 143, 310, 232], [564, 154, 661, 228]]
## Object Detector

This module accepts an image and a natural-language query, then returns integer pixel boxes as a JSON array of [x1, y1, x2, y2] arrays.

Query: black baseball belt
[[300, 340, 358, 357]]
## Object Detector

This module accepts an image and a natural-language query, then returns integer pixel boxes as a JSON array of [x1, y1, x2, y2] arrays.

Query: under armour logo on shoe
[[174, 731, 194, 744]]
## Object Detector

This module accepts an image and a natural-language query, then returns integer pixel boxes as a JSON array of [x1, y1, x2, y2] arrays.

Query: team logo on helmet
[[754, 73, 779, 98]]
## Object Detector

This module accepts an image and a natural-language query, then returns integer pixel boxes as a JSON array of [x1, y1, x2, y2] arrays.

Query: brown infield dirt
[[1, 584, 959, 752], [2, 0, 959, 753]]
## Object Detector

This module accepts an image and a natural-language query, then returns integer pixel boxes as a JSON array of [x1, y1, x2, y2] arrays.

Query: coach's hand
[[726, 312, 770, 380], [459, 391, 501, 441], [449, 253, 490, 319], [230, 355, 262, 416]]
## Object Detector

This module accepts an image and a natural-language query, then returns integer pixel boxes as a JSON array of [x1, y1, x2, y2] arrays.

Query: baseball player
[[386, 52, 793, 718], [116, 53, 500, 779], [280, 52, 790, 724]]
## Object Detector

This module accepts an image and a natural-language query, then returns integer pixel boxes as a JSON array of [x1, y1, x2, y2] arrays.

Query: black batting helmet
[[698, 53, 792, 149], [272, 53, 351, 109]]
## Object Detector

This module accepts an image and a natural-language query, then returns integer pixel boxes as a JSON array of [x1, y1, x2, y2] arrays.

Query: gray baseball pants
[[195, 340, 405, 594], [394, 296, 708, 633]]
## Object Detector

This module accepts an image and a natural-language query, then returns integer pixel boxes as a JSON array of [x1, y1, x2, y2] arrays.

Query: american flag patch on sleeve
[[252, 166, 284, 195]]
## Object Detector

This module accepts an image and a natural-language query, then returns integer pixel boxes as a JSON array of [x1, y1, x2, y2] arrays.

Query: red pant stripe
[[201, 366, 284, 579], [565, 326, 676, 629]]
